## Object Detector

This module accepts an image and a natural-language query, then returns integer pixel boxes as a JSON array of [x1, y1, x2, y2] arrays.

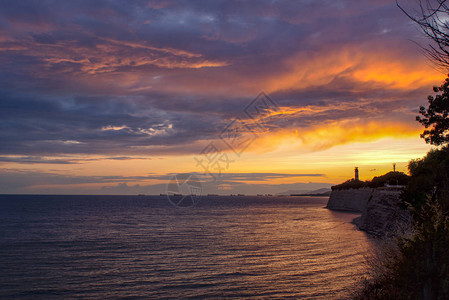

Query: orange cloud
[[261, 44, 443, 94], [101, 38, 203, 58], [0, 37, 228, 77], [297, 120, 420, 151], [239, 119, 421, 155]]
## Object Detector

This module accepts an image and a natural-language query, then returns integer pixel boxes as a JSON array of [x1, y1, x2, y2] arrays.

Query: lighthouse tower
[[354, 167, 359, 181]]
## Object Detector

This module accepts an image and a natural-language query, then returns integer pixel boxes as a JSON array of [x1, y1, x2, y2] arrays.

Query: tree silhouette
[[417, 77, 449, 145], [398, 0, 449, 69]]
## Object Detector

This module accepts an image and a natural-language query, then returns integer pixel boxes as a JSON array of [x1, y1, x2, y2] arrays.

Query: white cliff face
[[326, 188, 374, 212]]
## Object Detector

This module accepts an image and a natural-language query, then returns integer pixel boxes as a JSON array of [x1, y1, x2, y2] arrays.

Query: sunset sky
[[0, 0, 444, 195]]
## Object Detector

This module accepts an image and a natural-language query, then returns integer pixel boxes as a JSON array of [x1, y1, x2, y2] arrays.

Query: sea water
[[0, 195, 372, 299]]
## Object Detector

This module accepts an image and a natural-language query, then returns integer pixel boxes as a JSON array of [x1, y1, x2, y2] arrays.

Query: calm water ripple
[[0, 195, 373, 299]]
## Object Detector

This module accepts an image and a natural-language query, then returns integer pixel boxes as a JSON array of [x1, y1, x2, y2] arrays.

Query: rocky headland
[[327, 187, 411, 237]]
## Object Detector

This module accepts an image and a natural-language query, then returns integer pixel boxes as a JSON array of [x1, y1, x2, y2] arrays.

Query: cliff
[[326, 187, 374, 212], [355, 189, 411, 237], [327, 188, 411, 236]]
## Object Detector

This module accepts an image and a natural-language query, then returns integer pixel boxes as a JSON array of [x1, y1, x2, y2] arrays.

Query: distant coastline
[[290, 191, 331, 197]]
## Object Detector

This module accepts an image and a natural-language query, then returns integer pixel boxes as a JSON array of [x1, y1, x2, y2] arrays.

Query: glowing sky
[[0, 0, 443, 194]]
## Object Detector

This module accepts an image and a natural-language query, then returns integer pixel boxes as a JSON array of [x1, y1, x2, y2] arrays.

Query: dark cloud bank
[[0, 0, 431, 157]]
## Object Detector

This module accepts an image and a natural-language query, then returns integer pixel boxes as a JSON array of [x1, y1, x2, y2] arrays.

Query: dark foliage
[[355, 3, 449, 298], [354, 201, 449, 299], [369, 171, 409, 188], [331, 172, 409, 190], [355, 147, 449, 299], [331, 179, 368, 190], [403, 146, 449, 220], [417, 77, 449, 146]]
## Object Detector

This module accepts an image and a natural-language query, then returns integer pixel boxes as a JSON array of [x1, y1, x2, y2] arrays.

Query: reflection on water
[[0, 195, 372, 298]]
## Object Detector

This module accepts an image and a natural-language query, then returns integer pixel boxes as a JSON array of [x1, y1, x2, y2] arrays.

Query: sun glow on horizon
[[0, 1, 445, 194]]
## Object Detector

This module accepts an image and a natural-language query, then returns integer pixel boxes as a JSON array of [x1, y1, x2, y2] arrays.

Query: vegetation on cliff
[[404, 146, 449, 216], [352, 2, 449, 297], [354, 199, 449, 299], [331, 171, 409, 190], [354, 77, 449, 299]]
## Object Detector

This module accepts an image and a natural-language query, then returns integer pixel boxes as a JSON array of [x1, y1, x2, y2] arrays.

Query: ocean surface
[[0, 195, 373, 299]]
